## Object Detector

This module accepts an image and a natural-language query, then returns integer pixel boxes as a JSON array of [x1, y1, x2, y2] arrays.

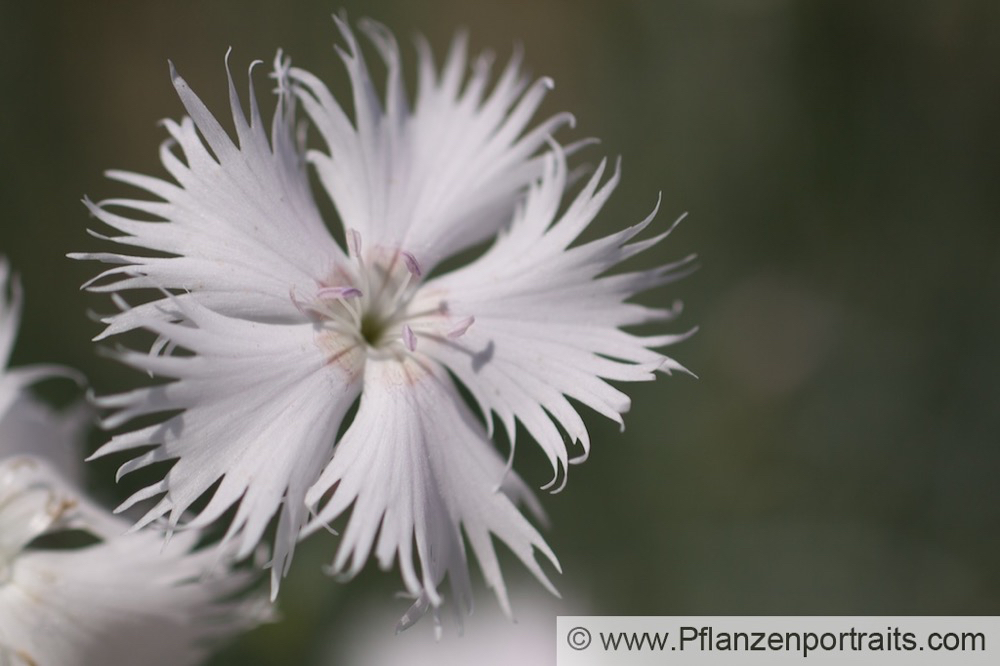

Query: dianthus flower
[[75, 16, 693, 628], [0, 263, 268, 665]]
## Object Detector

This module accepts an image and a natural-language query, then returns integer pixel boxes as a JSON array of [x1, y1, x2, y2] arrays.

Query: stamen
[[401, 325, 417, 352], [447, 316, 475, 339], [307, 241, 461, 357], [316, 285, 363, 326], [290, 288, 310, 317], [317, 286, 363, 300], [401, 251, 422, 278], [371, 251, 400, 304], [347, 229, 363, 258], [387, 254, 419, 308]]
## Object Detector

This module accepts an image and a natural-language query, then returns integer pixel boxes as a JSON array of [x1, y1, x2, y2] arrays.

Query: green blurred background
[[2, 0, 999, 663]]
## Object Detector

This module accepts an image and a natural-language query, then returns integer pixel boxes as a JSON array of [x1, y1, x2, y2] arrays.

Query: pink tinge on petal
[[401, 324, 417, 352], [447, 316, 475, 339], [401, 252, 422, 278], [317, 286, 363, 300]]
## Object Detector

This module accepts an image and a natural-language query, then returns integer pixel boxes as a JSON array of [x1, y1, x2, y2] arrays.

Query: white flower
[[74, 16, 694, 627], [0, 265, 269, 666], [0, 458, 269, 666], [329, 585, 587, 665]]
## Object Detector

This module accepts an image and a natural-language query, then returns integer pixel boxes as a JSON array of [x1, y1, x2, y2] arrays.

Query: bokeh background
[[2, 0, 999, 664]]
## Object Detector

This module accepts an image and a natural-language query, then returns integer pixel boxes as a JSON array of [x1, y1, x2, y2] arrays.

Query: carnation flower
[[0, 263, 269, 666], [75, 16, 694, 628], [0, 458, 269, 666]]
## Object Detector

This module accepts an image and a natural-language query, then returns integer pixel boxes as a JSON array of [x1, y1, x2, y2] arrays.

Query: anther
[[317, 286, 363, 300], [447, 316, 475, 339], [347, 229, 363, 258], [401, 325, 417, 352], [401, 252, 422, 278]]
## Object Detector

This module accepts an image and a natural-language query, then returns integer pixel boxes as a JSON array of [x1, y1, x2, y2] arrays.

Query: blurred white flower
[[0, 264, 269, 666], [0, 458, 268, 666], [329, 585, 587, 666], [0, 260, 88, 483], [75, 15, 693, 627]]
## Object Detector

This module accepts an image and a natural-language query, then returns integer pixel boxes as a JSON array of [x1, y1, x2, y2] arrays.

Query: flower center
[[358, 309, 386, 348], [294, 230, 474, 359]]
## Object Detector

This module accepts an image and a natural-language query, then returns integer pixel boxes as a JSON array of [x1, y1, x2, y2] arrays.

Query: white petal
[[0, 458, 123, 561], [72, 54, 343, 335], [291, 16, 574, 271], [90, 297, 364, 594], [416, 148, 696, 488], [0, 396, 90, 492], [0, 283, 268, 663], [0, 458, 267, 666], [304, 356, 559, 622]]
